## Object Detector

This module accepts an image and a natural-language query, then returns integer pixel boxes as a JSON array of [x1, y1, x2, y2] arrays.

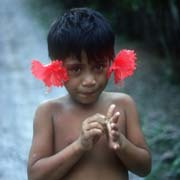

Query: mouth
[[79, 91, 97, 97]]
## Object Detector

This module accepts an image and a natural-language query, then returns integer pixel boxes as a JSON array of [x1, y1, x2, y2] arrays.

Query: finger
[[86, 129, 103, 138], [97, 114, 106, 125], [113, 143, 120, 150], [85, 122, 105, 132], [86, 114, 106, 125], [110, 111, 120, 123], [111, 130, 119, 141], [106, 104, 116, 119], [110, 123, 119, 131]]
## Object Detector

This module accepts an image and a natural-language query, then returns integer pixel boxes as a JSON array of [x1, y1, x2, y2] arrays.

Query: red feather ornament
[[31, 60, 69, 88], [108, 49, 137, 84]]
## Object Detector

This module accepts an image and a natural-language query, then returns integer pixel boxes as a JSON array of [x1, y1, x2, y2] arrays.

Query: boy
[[28, 7, 151, 180]]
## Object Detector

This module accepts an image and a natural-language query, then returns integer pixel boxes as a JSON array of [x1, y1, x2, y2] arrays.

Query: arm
[[27, 102, 86, 180], [107, 96, 152, 177], [27, 103, 106, 180]]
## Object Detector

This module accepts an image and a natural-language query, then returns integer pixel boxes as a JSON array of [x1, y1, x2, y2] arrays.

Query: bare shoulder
[[36, 95, 67, 112], [34, 95, 68, 125], [104, 91, 136, 107]]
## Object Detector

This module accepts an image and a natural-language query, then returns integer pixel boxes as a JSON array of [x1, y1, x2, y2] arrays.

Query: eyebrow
[[66, 61, 108, 67], [65, 62, 83, 66], [65, 63, 84, 69]]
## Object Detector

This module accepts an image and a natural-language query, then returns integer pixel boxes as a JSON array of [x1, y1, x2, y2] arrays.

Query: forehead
[[63, 51, 107, 65], [64, 51, 87, 64]]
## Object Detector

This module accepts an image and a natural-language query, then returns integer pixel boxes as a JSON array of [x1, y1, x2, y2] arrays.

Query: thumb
[[106, 104, 116, 119]]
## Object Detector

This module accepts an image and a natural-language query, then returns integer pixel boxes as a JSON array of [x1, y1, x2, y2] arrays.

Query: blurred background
[[0, 0, 180, 179]]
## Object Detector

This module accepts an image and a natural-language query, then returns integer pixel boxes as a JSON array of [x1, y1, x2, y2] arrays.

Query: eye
[[67, 65, 82, 75], [72, 66, 81, 72], [94, 64, 106, 72]]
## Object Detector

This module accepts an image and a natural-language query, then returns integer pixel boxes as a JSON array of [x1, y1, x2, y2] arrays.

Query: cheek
[[65, 72, 108, 89], [64, 78, 80, 91], [102, 77, 109, 87], [99, 72, 109, 84], [96, 75, 108, 91]]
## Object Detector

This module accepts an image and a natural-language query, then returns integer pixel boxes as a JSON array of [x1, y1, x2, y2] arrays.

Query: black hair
[[47, 7, 115, 63]]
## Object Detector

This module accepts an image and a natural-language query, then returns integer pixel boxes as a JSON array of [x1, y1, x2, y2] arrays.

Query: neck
[[67, 92, 105, 110]]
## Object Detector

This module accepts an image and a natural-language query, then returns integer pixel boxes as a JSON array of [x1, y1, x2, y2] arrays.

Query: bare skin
[[28, 52, 151, 180]]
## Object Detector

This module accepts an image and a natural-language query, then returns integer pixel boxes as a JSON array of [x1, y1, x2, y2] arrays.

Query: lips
[[79, 90, 97, 97]]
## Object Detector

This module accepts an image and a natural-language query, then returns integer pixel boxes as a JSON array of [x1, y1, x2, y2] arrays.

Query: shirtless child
[[27, 7, 151, 180]]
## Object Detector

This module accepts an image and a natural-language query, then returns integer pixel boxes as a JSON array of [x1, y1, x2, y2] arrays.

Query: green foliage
[[171, 157, 180, 178], [144, 118, 180, 179]]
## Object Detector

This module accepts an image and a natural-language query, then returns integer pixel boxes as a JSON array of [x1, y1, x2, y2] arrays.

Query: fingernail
[[111, 104, 116, 108], [116, 112, 120, 116], [101, 115, 106, 119]]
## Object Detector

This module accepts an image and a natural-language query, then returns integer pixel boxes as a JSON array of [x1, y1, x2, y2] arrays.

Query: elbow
[[138, 155, 152, 177], [138, 166, 151, 177], [27, 165, 39, 180], [27, 166, 35, 180], [27, 164, 47, 180], [131, 151, 152, 177]]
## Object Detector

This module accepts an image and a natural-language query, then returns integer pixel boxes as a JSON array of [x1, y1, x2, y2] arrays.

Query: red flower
[[108, 49, 137, 84], [31, 60, 69, 88]]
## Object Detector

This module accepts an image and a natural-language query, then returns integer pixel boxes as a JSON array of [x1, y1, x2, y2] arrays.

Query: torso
[[51, 91, 129, 180]]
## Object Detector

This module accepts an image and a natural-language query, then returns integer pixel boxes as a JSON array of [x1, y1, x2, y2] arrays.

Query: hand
[[79, 113, 106, 151], [106, 104, 121, 150]]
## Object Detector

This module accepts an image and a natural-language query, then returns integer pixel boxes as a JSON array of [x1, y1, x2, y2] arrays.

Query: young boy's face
[[63, 51, 109, 105]]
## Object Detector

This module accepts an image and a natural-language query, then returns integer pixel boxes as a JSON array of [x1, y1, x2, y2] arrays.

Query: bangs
[[48, 28, 114, 63], [48, 8, 115, 63]]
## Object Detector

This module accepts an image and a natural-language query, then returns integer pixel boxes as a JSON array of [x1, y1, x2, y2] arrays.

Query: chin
[[73, 92, 101, 105], [76, 96, 99, 105]]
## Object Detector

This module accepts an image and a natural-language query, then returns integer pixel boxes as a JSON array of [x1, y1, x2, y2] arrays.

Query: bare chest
[[52, 108, 126, 153]]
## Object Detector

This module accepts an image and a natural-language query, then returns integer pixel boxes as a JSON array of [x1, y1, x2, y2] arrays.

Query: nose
[[82, 72, 96, 87]]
